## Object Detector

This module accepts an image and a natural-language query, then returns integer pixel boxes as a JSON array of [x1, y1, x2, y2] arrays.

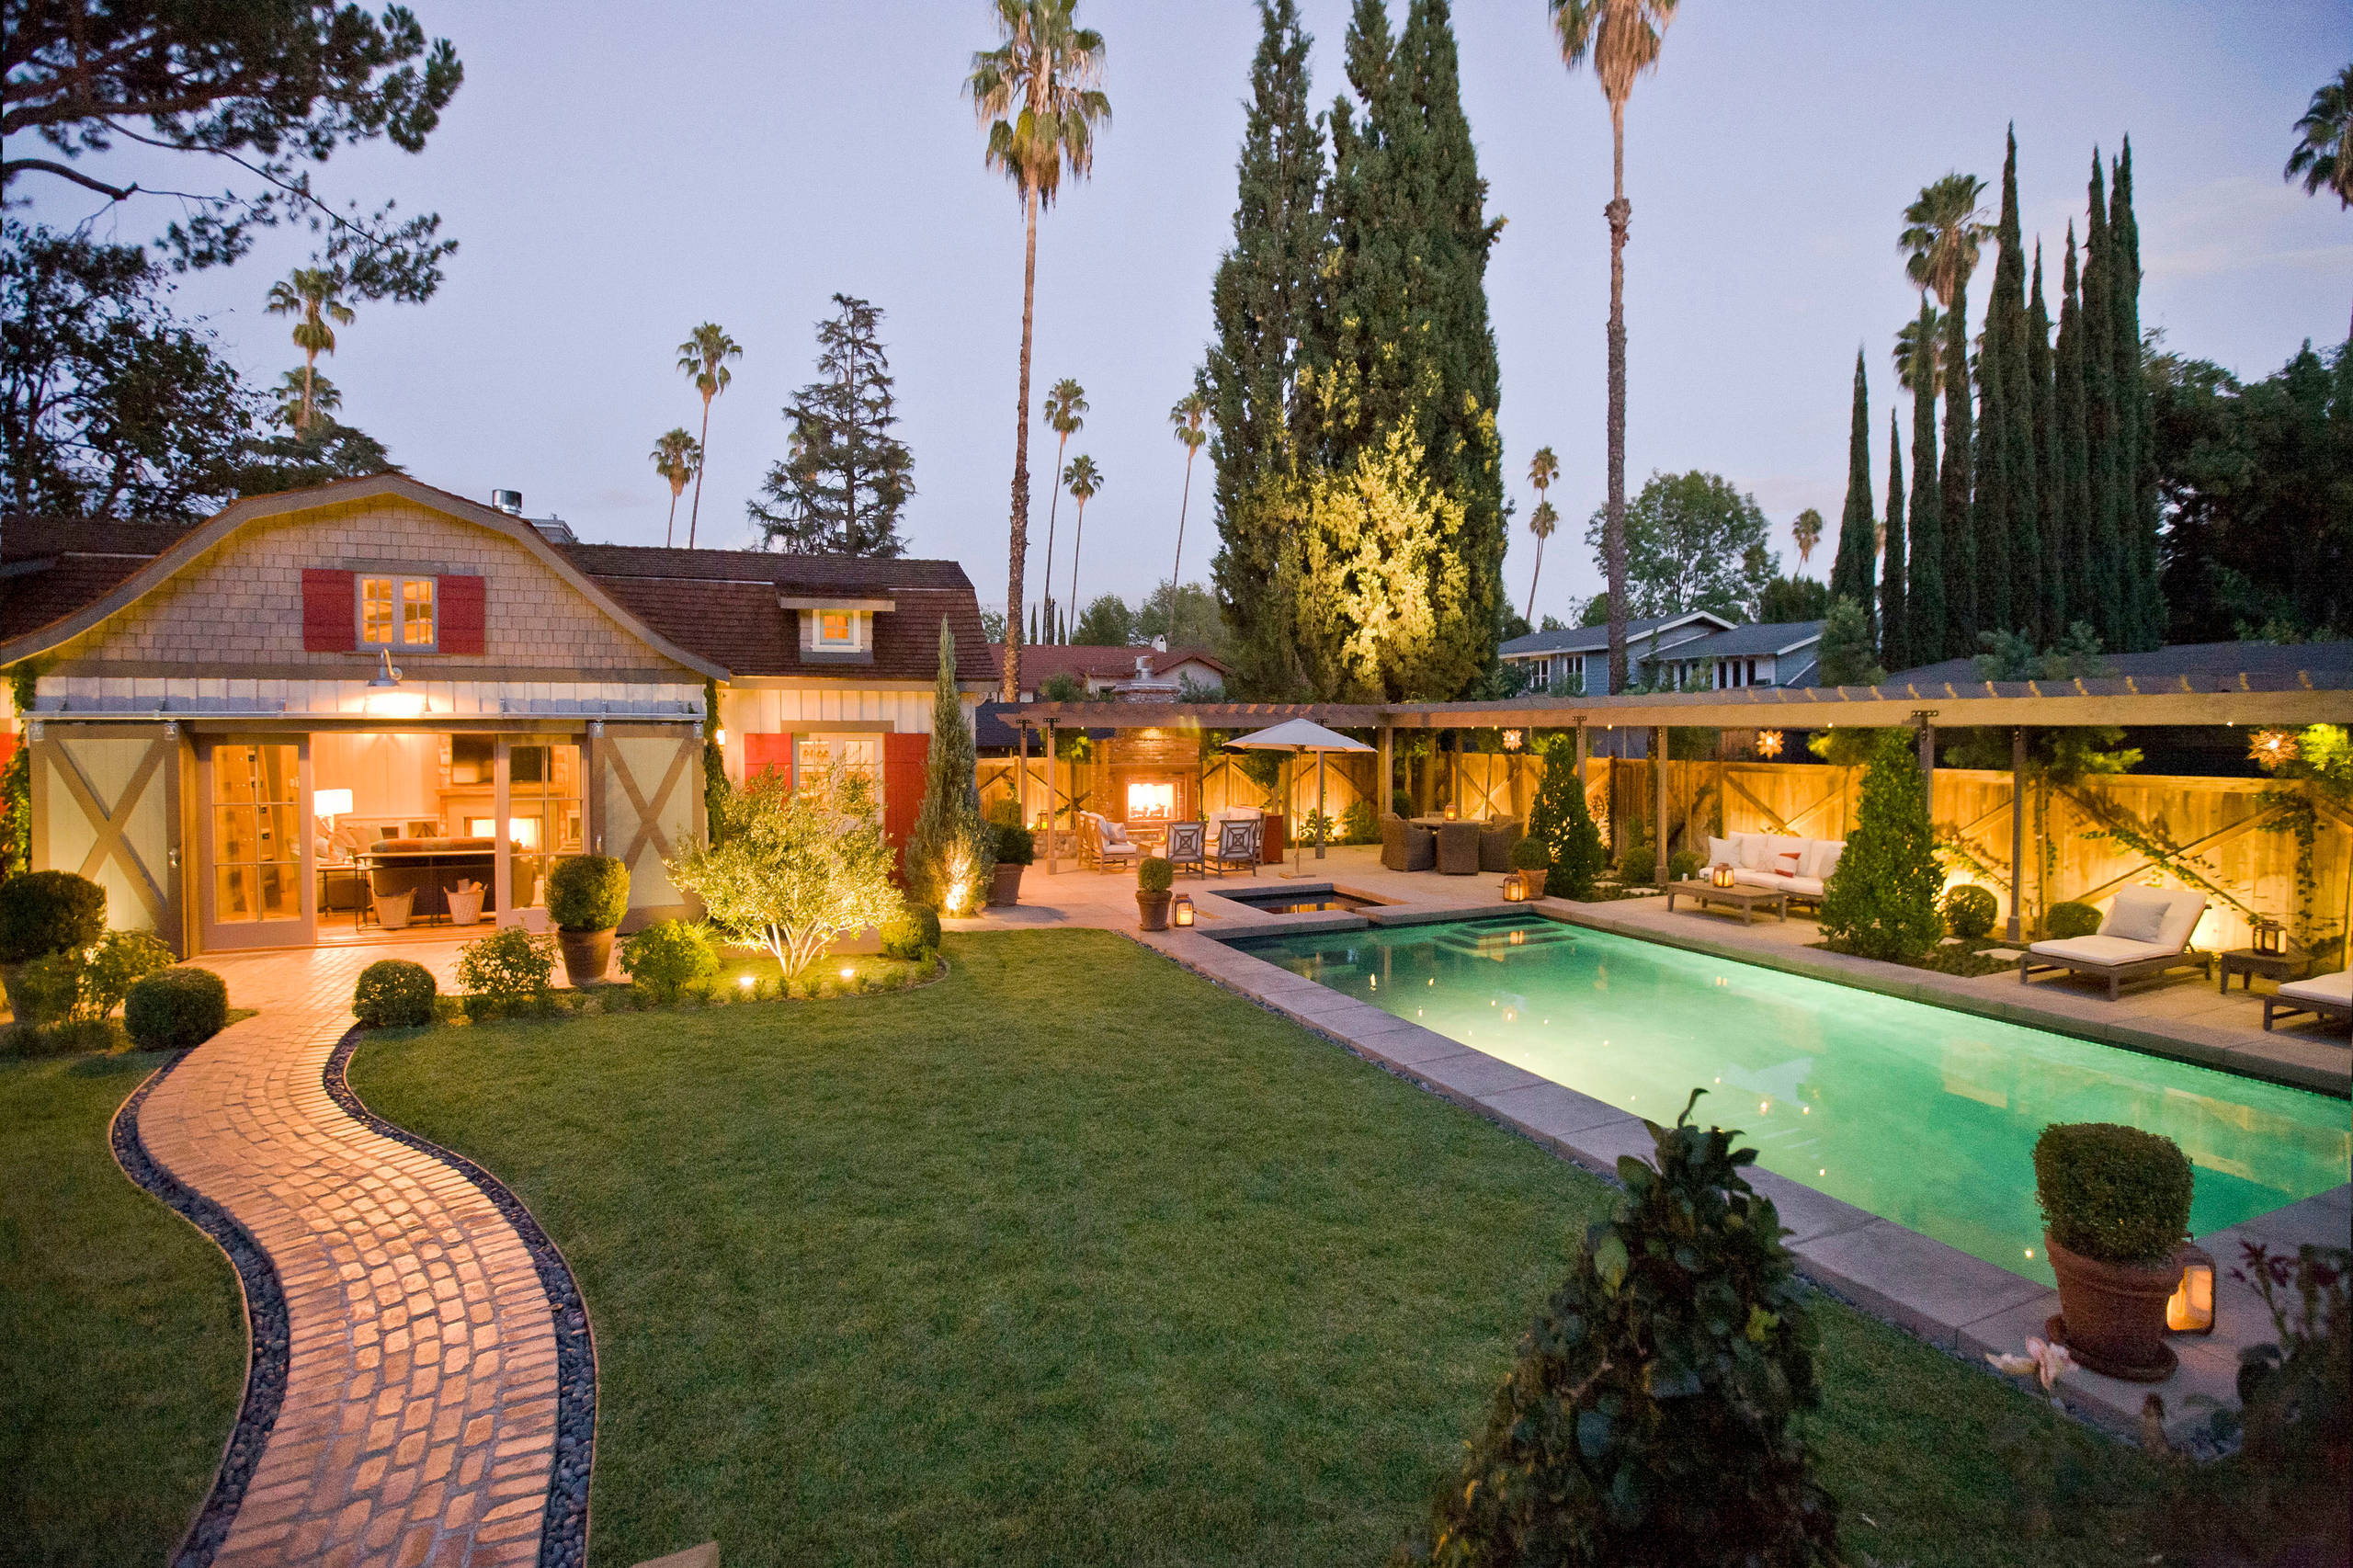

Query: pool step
[[1434, 924, 1580, 958]]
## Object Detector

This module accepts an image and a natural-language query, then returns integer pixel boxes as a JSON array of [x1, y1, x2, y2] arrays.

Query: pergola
[[1008, 665, 2352, 938]]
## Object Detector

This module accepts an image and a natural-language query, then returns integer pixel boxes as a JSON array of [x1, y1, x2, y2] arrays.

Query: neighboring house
[[1654, 620, 1825, 691], [1498, 612, 1734, 695], [1881, 640, 2353, 689], [991, 642, 1229, 702], [0, 474, 994, 955]]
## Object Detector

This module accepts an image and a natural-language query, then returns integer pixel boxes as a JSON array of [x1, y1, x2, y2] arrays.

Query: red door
[[881, 732, 929, 879]]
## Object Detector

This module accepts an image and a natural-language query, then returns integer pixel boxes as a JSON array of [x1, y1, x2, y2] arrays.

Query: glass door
[[199, 737, 313, 949], [505, 741, 582, 912]]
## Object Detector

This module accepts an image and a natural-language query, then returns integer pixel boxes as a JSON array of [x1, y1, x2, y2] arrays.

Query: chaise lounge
[[2263, 970, 2352, 1033], [2018, 886, 2208, 1001]]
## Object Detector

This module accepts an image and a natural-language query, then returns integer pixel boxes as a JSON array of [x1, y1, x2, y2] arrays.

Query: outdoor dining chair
[[1092, 814, 1142, 873], [1165, 820, 1207, 878], [1211, 818, 1261, 877]]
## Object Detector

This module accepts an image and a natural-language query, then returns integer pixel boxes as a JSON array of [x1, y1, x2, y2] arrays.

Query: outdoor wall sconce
[[1756, 730, 1785, 757], [2253, 917, 2285, 956], [1501, 871, 1529, 903], [1711, 862, 1737, 889], [1172, 894, 1195, 927], [1503, 729, 1524, 752], [2166, 1244, 2216, 1335]]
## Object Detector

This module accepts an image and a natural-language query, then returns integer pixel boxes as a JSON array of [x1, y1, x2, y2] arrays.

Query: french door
[[198, 735, 314, 950]]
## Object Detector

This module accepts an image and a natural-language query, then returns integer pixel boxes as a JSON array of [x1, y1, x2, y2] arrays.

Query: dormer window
[[779, 594, 893, 663], [816, 610, 854, 647]]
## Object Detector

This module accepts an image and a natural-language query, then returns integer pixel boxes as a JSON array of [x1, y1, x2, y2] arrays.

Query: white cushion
[[1805, 839, 1847, 881], [2279, 971, 2352, 1006], [2029, 935, 2177, 967], [1782, 875, 1825, 897], [2152, 892, 2206, 953], [1732, 868, 1781, 889], [2102, 887, 2171, 944], [1749, 833, 1803, 871], [1708, 835, 1737, 868]]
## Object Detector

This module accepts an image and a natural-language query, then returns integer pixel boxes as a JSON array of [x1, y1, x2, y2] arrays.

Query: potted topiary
[[989, 818, 1035, 906], [545, 854, 630, 987], [1508, 834, 1552, 898], [2033, 1121, 2195, 1381], [1136, 858, 1175, 931]]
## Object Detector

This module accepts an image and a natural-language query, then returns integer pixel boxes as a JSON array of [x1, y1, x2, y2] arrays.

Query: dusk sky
[[24, 0, 2351, 626]]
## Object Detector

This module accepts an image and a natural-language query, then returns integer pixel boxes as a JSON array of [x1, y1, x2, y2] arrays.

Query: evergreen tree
[[902, 621, 993, 916], [1208, 0, 1327, 695], [1971, 131, 2028, 641], [2082, 153, 2125, 650], [1526, 739, 1606, 899], [1818, 727, 1943, 962], [2053, 226, 2097, 609], [1905, 299, 1946, 663], [1939, 281, 1977, 655], [1881, 407, 1907, 670], [1829, 350, 1877, 642], [2111, 141, 2163, 649], [2026, 241, 2063, 636], [747, 294, 913, 555]]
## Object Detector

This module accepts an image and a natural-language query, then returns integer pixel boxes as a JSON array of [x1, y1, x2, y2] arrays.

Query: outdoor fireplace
[[1126, 779, 1176, 822]]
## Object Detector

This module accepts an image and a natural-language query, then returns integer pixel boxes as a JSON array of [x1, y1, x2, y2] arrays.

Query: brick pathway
[[137, 940, 561, 1567]]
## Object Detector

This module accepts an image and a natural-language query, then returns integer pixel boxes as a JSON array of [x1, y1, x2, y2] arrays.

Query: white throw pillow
[[1708, 835, 1737, 868], [2103, 887, 2170, 944], [1733, 834, 1770, 870], [1810, 841, 1847, 881]]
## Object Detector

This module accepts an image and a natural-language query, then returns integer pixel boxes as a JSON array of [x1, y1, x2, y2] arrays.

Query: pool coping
[[1145, 922, 2353, 1446]]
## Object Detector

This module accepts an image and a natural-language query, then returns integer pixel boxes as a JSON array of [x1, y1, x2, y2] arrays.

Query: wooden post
[[1016, 721, 1029, 827], [2009, 725, 2028, 942], [1043, 719, 1057, 874], [1378, 725, 1394, 821], [1653, 725, 1670, 886], [1714, 728, 1727, 842]]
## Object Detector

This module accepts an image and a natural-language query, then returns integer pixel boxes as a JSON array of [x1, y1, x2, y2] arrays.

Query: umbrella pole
[[1315, 749, 1326, 859]]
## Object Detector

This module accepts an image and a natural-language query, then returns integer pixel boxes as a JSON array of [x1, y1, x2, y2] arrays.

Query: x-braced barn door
[[30, 723, 185, 951]]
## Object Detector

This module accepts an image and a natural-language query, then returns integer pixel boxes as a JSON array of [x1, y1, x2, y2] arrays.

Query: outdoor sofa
[[2263, 970, 2352, 1033], [1705, 832, 1847, 911], [2018, 887, 2209, 1001]]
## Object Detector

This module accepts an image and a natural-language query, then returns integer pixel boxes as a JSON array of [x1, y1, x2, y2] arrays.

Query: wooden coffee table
[[1666, 879, 1788, 924]]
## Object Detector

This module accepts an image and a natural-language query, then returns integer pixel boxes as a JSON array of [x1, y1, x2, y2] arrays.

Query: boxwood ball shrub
[[620, 920, 718, 1002], [545, 854, 630, 932], [879, 903, 941, 961], [1137, 858, 1174, 895], [2033, 1122, 2194, 1267], [456, 926, 556, 1017], [1941, 884, 1999, 940], [2044, 901, 2101, 939], [1509, 834, 1552, 870], [126, 967, 229, 1050], [353, 959, 438, 1028], [0, 869, 107, 963]]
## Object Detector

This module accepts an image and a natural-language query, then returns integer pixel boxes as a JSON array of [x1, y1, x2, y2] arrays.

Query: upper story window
[[360, 574, 437, 648], [816, 610, 854, 647]]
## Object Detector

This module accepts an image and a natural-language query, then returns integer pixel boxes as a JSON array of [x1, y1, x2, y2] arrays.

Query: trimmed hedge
[[1941, 884, 1998, 940], [2044, 901, 2101, 939], [880, 903, 941, 961], [620, 920, 718, 1002], [0, 870, 106, 963], [126, 968, 229, 1050], [354, 960, 438, 1028], [2033, 1121, 2193, 1267], [546, 855, 630, 932], [1137, 858, 1174, 894]]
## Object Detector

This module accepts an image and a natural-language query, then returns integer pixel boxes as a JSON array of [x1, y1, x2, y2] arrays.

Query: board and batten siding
[[712, 686, 981, 783]]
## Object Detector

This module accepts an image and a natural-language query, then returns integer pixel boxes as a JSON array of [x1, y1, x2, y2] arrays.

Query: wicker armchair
[[1436, 820, 1483, 875], [1380, 812, 1435, 871]]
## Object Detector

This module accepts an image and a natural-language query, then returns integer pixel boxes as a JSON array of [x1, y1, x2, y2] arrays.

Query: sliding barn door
[[30, 724, 186, 951], [595, 727, 703, 927]]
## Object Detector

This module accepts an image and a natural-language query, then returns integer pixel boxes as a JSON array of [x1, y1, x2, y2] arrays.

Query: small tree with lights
[[903, 619, 994, 916]]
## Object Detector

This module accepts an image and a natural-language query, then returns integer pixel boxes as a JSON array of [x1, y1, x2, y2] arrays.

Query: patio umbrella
[[1222, 719, 1375, 874]]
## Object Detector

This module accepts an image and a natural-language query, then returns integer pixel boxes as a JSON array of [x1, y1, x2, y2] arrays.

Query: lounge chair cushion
[[2028, 935, 2178, 967], [2279, 971, 2353, 1007]]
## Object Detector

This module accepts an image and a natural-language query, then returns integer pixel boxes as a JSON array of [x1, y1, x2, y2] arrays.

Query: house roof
[[1884, 640, 2353, 687], [1664, 620, 1826, 660], [991, 643, 1230, 684], [1499, 610, 1735, 657]]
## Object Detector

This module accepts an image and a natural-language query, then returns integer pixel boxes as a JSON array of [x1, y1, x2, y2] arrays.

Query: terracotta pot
[[1518, 868, 1550, 898], [990, 862, 1026, 907], [1136, 891, 1172, 932], [2043, 1231, 2180, 1383], [557, 927, 615, 988]]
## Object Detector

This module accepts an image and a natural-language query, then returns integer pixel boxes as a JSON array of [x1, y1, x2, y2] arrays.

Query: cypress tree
[[2053, 226, 2097, 612], [2081, 153, 2124, 650], [1830, 349, 1877, 642], [2026, 242, 2063, 636], [1939, 282, 1976, 657], [1881, 407, 1907, 670], [1208, 0, 1328, 696], [1972, 131, 2023, 642], [1905, 299, 1946, 664], [2110, 141, 2163, 648]]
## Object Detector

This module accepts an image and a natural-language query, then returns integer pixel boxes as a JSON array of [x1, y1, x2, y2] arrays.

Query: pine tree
[[747, 294, 913, 556], [2081, 153, 2125, 650], [1829, 350, 1877, 642], [1939, 282, 1976, 657], [1881, 407, 1906, 670], [2026, 241, 2063, 637], [1818, 727, 1943, 961], [2054, 225, 2097, 610], [1905, 299, 1946, 662], [1208, 0, 1327, 696], [902, 621, 993, 916], [2110, 141, 2164, 648]]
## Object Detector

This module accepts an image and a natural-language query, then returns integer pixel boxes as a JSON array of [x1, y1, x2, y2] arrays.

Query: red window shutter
[[438, 574, 485, 653], [301, 568, 356, 652], [743, 733, 794, 786], [881, 732, 929, 877]]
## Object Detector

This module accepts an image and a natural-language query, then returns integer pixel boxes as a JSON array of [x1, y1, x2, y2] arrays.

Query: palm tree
[[1898, 174, 1990, 309], [1063, 453, 1102, 625], [1892, 305, 1947, 396], [1791, 506, 1824, 574], [269, 368, 341, 430], [2285, 64, 2353, 336], [1524, 445, 1560, 619], [1551, 0, 1677, 696], [1038, 377, 1086, 633], [968, 0, 1112, 699], [676, 324, 743, 547], [264, 267, 355, 433], [1167, 386, 1211, 597], [650, 428, 702, 548]]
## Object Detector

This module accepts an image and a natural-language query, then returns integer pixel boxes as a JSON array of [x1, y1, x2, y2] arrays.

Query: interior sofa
[[1706, 832, 1847, 910]]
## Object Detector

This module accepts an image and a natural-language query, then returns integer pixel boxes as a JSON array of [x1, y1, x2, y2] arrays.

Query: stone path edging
[[109, 1051, 292, 1568]]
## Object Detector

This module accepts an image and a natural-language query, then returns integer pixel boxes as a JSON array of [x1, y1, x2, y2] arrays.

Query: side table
[[2215, 947, 2311, 996]]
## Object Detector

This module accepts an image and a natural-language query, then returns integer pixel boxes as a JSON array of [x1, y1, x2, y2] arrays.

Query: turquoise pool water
[[1235, 918, 2351, 1284]]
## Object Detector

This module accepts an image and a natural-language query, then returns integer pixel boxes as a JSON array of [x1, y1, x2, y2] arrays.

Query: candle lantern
[[1501, 871, 1529, 903], [2165, 1244, 2216, 1335], [1711, 862, 1737, 889], [1444, 805, 1458, 821], [1171, 893, 1196, 928], [2253, 917, 2285, 956]]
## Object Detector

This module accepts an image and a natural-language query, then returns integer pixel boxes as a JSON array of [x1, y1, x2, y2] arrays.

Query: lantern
[[1711, 862, 1737, 889], [1503, 728, 1524, 752], [1756, 729, 1785, 758], [2253, 917, 2285, 956], [1172, 893, 1195, 928], [1444, 805, 1458, 821], [2165, 1244, 2215, 1335], [1502, 871, 1529, 903]]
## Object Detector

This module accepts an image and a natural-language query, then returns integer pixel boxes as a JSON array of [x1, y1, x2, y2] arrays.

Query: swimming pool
[[1234, 917, 2351, 1285]]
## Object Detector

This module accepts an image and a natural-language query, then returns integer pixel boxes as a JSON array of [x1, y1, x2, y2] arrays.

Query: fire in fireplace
[[1126, 780, 1176, 821]]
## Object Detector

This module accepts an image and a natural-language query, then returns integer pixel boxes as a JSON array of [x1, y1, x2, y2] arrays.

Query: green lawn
[[0, 1051, 245, 1567], [351, 929, 2167, 1568]]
